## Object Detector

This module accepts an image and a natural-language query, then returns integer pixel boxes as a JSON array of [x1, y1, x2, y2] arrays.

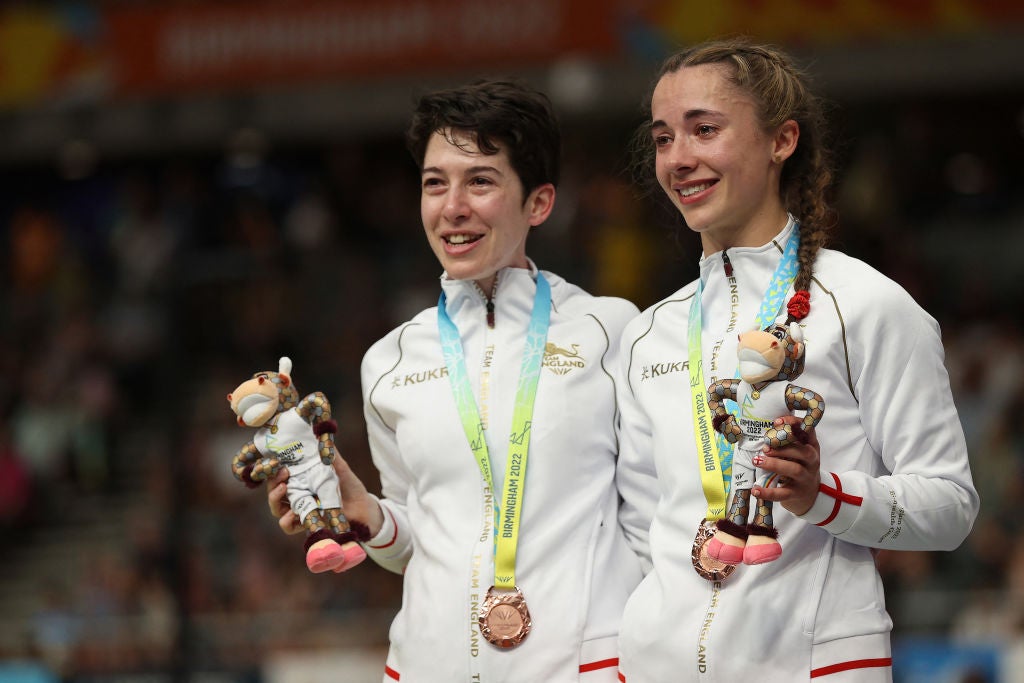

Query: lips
[[441, 232, 484, 254], [672, 179, 717, 203], [444, 233, 483, 246]]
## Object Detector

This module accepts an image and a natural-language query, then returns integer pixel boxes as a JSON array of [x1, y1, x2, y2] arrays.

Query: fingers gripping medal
[[438, 274, 551, 648]]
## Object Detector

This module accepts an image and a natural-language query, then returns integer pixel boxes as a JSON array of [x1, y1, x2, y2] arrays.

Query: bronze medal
[[691, 520, 737, 582], [479, 586, 532, 649]]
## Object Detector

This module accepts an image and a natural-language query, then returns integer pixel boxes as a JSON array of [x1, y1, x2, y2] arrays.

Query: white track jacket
[[361, 264, 643, 683], [615, 221, 979, 682]]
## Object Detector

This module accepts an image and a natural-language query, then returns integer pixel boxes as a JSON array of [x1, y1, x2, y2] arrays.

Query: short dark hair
[[405, 79, 561, 196]]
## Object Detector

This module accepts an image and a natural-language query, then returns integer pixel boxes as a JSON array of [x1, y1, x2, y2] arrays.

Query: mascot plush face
[[736, 319, 805, 385], [227, 358, 299, 427]]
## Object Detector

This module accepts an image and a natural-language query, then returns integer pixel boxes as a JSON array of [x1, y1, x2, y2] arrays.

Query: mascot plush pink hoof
[[707, 519, 749, 564], [743, 540, 782, 565], [332, 543, 368, 573], [306, 538, 349, 573], [707, 536, 745, 564], [742, 526, 781, 565]]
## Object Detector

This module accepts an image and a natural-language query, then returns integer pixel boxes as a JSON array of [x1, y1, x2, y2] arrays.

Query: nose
[[441, 186, 470, 223], [659, 137, 697, 175]]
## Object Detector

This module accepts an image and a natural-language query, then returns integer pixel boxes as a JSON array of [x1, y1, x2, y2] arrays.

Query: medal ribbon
[[688, 226, 800, 520], [438, 273, 551, 590]]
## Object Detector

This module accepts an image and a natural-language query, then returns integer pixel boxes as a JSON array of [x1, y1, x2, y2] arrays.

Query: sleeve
[[614, 319, 658, 573], [360, 347, 416, 574], [796, 283, 979, 551]]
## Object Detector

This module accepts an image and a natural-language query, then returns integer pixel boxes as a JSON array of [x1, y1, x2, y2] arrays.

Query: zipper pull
[[722, 250, 733, 278], [486, 300, 495, 329]]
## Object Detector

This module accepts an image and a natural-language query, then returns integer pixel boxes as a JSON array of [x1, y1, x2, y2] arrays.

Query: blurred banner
[[106, 0, 618, 95], [647, 0, 1024, 47], [0, 5, 108, 109], [0, 0, 618, 108], [1, 0, 1022, 110]]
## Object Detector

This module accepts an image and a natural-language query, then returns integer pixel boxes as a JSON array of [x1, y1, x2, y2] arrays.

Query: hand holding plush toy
[[705, 315, 824, 566], [228, 357, 370, 573]]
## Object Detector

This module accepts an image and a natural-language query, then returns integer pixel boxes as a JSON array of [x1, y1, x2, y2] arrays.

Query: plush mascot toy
[[705, 314, 824, 566], [227, 357, 369, 573]]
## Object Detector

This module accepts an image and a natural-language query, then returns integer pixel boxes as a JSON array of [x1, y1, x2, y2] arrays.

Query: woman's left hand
[[752, 415, 821, 516]]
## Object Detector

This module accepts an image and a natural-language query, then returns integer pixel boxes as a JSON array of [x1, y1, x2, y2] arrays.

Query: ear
[[789, 323, 805, 358], [771, 119, 800, 164], [279, 374, 291, 388], [526, 183, 556, 227], [226, 393, 233, 402]]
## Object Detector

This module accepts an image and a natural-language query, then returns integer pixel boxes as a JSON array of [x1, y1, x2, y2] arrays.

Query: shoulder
[[543, 270, 640, 334], [361, 308, 434, 377], [622, 280, 699, 344], [812, 249, 937, 331]]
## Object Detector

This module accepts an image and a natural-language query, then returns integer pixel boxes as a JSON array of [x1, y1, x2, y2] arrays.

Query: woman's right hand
[[267, 456, 386, 538], [267, 468, 304, 535]]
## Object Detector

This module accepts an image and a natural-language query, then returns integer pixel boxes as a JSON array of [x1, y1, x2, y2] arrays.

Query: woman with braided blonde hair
[[614, 38, 978, 681]]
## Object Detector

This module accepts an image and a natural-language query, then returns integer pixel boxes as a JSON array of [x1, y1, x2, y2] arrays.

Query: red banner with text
[[1, 0, 1021, 109]]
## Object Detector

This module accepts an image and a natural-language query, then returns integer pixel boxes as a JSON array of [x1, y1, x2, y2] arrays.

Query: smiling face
[[651, 63, 798, 254], [420, 129, 555, 293]]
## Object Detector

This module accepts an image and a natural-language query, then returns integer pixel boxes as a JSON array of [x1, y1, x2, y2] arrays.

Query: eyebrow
[[651, 108, 725, 127], [421, 164, 504, 176]]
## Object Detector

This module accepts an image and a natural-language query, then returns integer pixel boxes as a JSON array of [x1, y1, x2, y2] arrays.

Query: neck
[[699, 208, 790, 256], [472, 260, 532, 297], [475, 275, 497, 297]]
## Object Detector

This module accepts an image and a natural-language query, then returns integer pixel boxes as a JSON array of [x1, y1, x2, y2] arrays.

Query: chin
[[680, 210, 719, 234], [444, 265, 483, 283]]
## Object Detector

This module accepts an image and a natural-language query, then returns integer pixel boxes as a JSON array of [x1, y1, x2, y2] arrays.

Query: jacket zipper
[[473, 274, 500, 329], [722, 249, 733, 277]]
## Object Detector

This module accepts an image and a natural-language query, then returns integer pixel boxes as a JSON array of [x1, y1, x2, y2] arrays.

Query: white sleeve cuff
[[361, 495, 413, 574], [364, 495, 399, 549], [797, 471, 864, 534]]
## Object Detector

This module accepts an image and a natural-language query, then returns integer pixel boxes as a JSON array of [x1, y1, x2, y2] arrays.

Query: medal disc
[[691, 520, 737, 582], [479, 586, 532, 649]]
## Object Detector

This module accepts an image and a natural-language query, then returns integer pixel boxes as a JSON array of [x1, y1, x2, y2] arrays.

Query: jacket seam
[[588, 312, 618, 449], [810, 275, 857, 401], [627, 295, 693, 398], [368, 322, 420, 433]]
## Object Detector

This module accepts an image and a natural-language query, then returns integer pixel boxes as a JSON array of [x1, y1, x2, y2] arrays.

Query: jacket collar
[[698, 216, 796, 287], [439, 260, 541, 327]]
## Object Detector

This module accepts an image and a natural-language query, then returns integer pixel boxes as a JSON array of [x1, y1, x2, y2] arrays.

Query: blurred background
[[0, 1, 1021, 681]]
